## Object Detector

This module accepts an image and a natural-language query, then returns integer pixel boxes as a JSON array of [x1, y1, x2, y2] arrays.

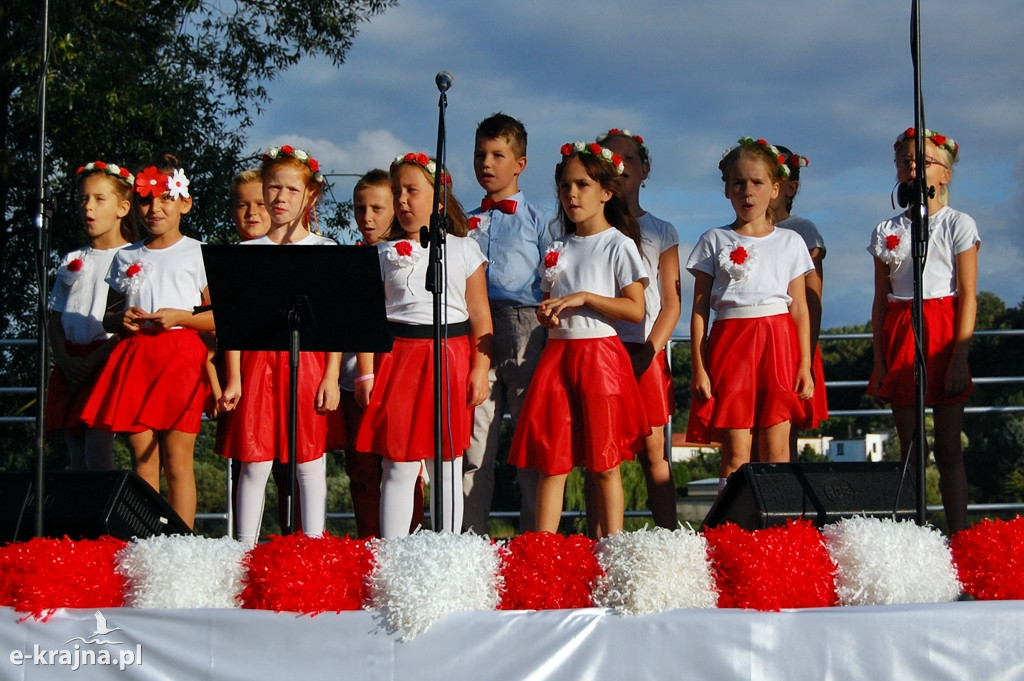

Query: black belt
[[389, 321, 470, 339]]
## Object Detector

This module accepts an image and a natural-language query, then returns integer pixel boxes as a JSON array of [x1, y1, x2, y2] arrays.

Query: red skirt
[[509, 336, 650, 475], [80, 329, 209, 434], [45, 339, 109, 434], [795, 346, 829, 430], [218, 350, 333, 463], [354, 336, 472, 462], [868, 297, 971, 407], [624, 342, 674, 428], [686, 313, 804, 444]]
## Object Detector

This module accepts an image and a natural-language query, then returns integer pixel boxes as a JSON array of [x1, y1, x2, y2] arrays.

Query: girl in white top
[[81, 153, 215, 528], [599, 128, 681, 532], [217, 145, 341, 548], [354, 153, 492, 537], [770, 145, 829, 455], [868, 127, 979, 534], [509, 142, 650, 538], [686, 138, 814, 493], [47, 161, 136, 470]]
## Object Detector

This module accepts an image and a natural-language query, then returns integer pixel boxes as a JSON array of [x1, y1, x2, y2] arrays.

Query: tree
[[0, 0, 396, 465]]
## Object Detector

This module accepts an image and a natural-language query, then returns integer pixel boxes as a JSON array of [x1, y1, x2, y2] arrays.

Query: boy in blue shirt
[[463, 113, 559, 533]]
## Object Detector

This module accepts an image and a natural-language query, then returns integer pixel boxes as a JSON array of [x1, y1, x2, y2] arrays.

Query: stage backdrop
[[2, 603, 1023, 680]]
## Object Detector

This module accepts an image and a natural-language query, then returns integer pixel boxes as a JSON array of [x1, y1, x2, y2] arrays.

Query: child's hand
[[354, 377, 374, 408], [467, 365, 489, 408], [219, 380, 242, 413], [58, 355, 92, 393], [691, 368, 712, 402], [868, 362, 888, 405], [139, 308, 186, 331], [630, 341, 656, 377], [122, 306, 148, 334], [538, 292, 588, 327], [945, 355, 971, 396], [794, 368, 814, 401], [316, 378, 340, 413]]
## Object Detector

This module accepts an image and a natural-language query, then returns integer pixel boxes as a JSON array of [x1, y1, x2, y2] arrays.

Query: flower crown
[[262, 145, 325, 183], [719, 137, 790, 179], [894, 128, 959, 162], [77, 160, 134, 187], [782, 152, 809, 172], [134, 166, 190, 200], [559, 141, 625, 175], [389, 152, 452, 185], [595, 128, 649, 163]]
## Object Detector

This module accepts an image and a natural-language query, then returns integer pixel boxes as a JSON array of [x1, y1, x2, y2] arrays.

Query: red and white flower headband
[[782, 152, 809, 172], [262, 145, 325, 184], [559, 141, 625, 175], [720, 137, 791, 179], [134, 166, 190, 200], [77, 160, 134, 188], [389, 152, 451, 186], [595, 128, 649, 163], [893, 128, 959, 162]]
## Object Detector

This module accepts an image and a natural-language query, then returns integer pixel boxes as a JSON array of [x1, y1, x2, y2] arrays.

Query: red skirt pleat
[[80, 329, 209, 434], [354, 336, 472, 462], [686, 314, 804, 444], [45, 339, 108, 434], [219, 350, 331, 463], [624, 343, 675, 428], [509, 337, 650, 475], [868, 296, 971, 407]]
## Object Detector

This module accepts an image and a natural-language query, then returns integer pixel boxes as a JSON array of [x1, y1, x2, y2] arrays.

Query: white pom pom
[[116, 536, 248, 609], [592, 527, 718, 615], [822, 517, 961, 606], [367, 532, 501, 640]]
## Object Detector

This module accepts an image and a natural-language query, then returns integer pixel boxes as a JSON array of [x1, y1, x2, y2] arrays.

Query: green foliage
[[0, 0, 396, 466]]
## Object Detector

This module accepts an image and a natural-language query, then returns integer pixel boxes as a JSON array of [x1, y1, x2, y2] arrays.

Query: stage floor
[[3, 601, 1023, 680]]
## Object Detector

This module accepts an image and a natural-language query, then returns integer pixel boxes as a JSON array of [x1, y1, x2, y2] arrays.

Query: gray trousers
[[462, 305, 547, 533]]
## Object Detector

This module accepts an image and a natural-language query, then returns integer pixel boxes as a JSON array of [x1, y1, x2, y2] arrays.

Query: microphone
[[435, 71, 454, 93]]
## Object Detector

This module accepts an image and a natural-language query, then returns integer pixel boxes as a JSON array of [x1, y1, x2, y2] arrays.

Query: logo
[[8, 611, 143, 671]]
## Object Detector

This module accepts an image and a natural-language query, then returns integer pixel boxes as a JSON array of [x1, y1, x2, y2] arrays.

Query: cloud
[[247, 0, 1024, 330]]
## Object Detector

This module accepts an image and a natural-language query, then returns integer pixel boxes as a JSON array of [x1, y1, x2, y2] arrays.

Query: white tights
[[235, 458, 327, 549], [380, 459, 463, 538]]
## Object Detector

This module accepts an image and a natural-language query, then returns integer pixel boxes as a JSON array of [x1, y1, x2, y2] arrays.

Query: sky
[[246, 0, 1024, 333]]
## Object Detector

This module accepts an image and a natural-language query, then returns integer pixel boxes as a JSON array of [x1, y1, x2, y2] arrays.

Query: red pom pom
[[239, 534, 373, 614], [704, 519, 837, 611], [951, 517, 1024, 600], [497, 532, 602, 610], [0, 537, 126, 620]]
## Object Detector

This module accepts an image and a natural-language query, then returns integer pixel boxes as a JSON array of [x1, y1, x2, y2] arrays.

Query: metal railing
[[5, 330, 1024, 531]]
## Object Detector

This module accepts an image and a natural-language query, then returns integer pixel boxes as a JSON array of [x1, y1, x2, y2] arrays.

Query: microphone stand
[[907, 0, 931, 525], [33, 0, 55, 537], [420, 72, 452, 531]]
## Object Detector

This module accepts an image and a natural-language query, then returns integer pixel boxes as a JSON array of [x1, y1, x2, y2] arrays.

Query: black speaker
[[702, 462, 917, 530], [0, 471, 192, 543]]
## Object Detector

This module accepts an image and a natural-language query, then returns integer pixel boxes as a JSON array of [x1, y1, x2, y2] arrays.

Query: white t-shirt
[[777, 214, 826, 258], [376, 236, 488, 325], [48, 244, 129, 344], [614, 212, 679, 343], [686, 226, 814, 314], [868, 205, 980, 301], [542, 227, 649, 340], [106, 236, 208, 328]]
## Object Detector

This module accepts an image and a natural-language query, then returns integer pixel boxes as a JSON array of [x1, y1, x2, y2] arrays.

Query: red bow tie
[[481, 197, 518, 214]]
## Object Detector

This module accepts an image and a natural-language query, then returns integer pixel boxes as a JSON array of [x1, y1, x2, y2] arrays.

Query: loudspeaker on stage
[[0, 470, 192, 543], [702, 462, 917, 530]]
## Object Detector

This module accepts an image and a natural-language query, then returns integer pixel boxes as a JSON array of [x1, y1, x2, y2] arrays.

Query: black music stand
[[201, 244, 392, 534]]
